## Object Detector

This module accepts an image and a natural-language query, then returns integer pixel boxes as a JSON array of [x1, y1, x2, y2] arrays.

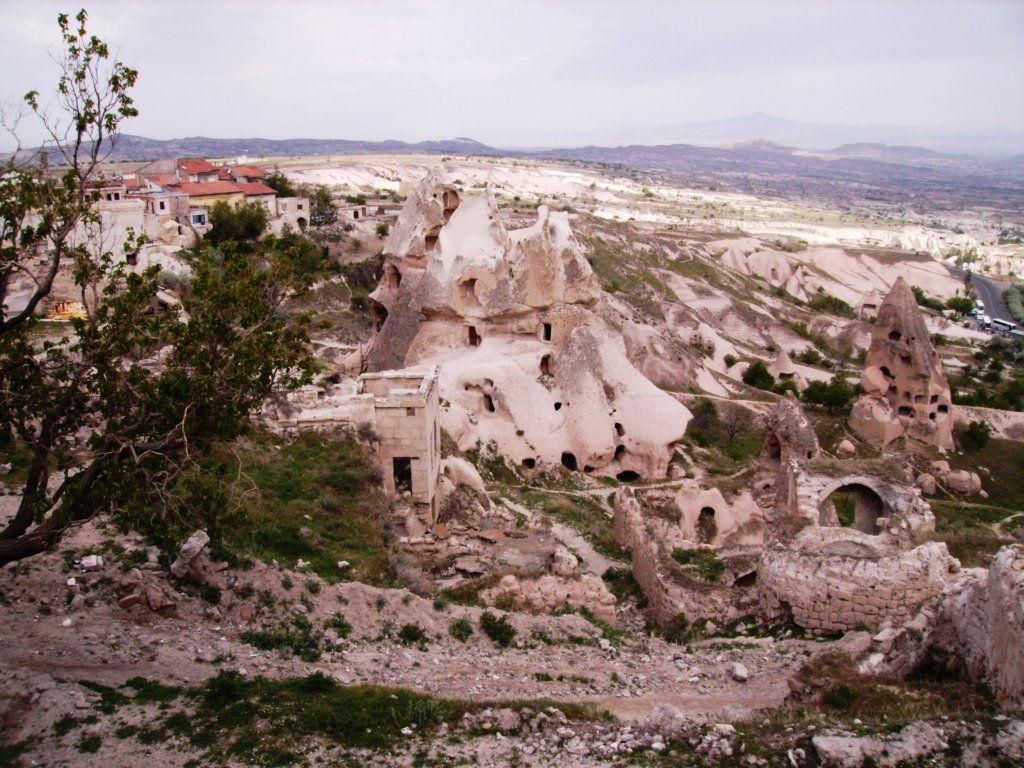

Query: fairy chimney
[[848, 278, 953, 450]]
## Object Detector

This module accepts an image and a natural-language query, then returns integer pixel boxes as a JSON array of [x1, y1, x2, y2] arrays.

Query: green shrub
[[957, 420, 992, 452], [479, 611, 516, 648], [742, 360, 775, 391], [325, 613, 352, 638], [823, 683, 858, 709], [449, 618, 473, 642], [663, 613, 693, 644], [397, 623, 428, 646], [808, 294, 853, 318]]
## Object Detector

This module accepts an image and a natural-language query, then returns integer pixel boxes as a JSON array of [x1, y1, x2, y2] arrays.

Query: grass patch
[[126, 671, 610, 763], [78, 680, 129, 714], [671, 548, 725, 583], [516, 491, 619, 560], [219, 431, 395, 585], [948, 438, 1024, 511], [241, 617, 323, 662]]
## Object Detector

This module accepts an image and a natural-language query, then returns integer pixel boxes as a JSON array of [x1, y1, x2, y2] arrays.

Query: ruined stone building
[[359, 369, 441, 532], [849, 277, 954, 450], [263, 367, 442, 531]]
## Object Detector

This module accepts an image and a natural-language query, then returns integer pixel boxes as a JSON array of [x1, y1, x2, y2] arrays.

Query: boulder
[[170, 529, 211, 581], [848, 397, 904, 448], [915, 473, 936, 495], [945, 470, 982, 495], [836, 439, 856, 456]]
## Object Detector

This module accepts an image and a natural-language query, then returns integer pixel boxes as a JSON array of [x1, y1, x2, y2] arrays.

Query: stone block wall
[[613, 489, 735, 627], [757, 539, 957, 634]]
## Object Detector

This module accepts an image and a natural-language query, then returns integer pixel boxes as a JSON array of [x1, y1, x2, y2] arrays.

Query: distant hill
[[10, 134, 502, 162], [610, 113, 1024, 159]]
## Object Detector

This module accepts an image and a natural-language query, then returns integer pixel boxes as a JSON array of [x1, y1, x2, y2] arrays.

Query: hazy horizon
[[1, 0, 1023, 153]]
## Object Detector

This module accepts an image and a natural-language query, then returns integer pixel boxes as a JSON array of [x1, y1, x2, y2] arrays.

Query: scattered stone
[[80, 555, 104, 571], [118, 594, 142, 610], [239, 603, 255, 622], [836, 439, 856, 456], [145, 586, 176, 615], [731, 662, 749, 682]]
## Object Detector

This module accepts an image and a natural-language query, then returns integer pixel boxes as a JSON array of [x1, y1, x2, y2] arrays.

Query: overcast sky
[[1, 0, 1022, 150]]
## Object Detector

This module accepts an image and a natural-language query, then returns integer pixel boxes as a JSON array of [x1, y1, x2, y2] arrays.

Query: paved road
[[946, 266, 1013, 323]]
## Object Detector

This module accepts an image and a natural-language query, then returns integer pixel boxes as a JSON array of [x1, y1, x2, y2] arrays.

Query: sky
[[0, 0, 1022, 150]]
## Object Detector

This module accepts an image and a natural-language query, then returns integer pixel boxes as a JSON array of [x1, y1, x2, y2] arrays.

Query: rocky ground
[[1, 515, 1020, 767]]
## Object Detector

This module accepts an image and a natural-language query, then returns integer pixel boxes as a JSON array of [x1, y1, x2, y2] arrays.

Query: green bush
[[449, 618, 473, 642], [397, 623, 428, 646], [957, 420, 992, 452], [479, 611, 516, 648], [742, 360, 775, 391], [808, 294, 853, 318], [823, 683, 858, 709], [663, 613, 693, 644], [325, 614, 352, 638]]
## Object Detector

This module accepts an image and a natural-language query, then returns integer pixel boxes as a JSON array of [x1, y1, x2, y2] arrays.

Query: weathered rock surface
[[848, 277, 954, 450], [880, 545, 1024, 711], [362, 174, 690, 479]]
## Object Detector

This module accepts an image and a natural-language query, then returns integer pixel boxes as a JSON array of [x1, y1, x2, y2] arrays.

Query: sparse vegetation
[[671, 547, 725, 582], [479, 611, 516, 647]]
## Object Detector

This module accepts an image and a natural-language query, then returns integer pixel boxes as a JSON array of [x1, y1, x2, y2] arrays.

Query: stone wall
[[360, 367, 441, 516], [757, 537, 958, 634], [876, 545, 1024, 711], [613, 489, 735, 628]]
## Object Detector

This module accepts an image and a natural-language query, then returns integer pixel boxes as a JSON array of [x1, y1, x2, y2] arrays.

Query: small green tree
[[742, 360, 775, 391], [0, 11, 314, 566], [309, 186, 337, 227], [205, 200, 268, 247], [265, 170, 298, 197], [957, 420, 991, 452], [946, 296, 974, 315], [375, 222, 390, 238], [803, 375, 855, 414]]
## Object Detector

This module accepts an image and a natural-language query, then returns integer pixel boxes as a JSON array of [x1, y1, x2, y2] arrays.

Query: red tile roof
[[176, 158, 218, 175], [231, 165, 268, 178], [144, 175, 178, 187], [236, 182, 277, 196], [175, 181, 244, 196]]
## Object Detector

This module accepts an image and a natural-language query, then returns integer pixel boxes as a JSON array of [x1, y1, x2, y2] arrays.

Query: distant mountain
[[9, 134, 502, 162], [628, 113, 1024, 159]]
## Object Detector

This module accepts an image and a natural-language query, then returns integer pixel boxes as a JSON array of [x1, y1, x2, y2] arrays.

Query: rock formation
[[848, 277, 954, 450], [876, 545, 1024, 711], [363, 173, 691, 478]]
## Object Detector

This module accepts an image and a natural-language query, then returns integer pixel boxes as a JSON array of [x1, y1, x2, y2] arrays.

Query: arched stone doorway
[[818, 483, 886, 535]]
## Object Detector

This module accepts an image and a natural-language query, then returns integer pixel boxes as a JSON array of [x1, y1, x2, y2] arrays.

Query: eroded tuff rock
[[363, 173, 691, 478], [877, 545, 1024, 711], [848, 277, 953, 450]]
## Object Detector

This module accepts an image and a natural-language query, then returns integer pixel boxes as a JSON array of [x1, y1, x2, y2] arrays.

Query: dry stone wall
[[758, 537, 958, 634], [613, 489, 735, 627]]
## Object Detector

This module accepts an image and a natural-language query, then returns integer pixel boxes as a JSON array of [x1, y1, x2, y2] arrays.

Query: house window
[[192, 214, 206, 225], [159, 201, 166, 211], [297, 204, 304, 210]]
